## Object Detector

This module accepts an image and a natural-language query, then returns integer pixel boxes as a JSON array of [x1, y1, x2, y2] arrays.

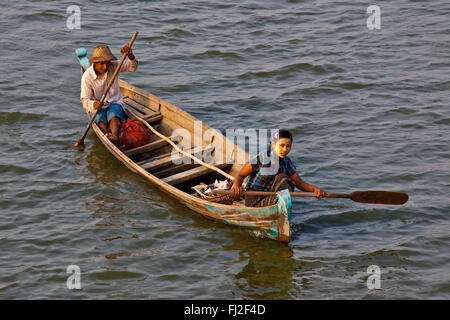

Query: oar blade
[[350, 191, 408, 205], [73, 138, 85, 148]]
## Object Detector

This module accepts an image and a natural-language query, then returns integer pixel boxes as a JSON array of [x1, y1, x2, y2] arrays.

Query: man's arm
[[290, 172, 327, 199], [119, 43, 138, 72], [80, 75, 97, 113]]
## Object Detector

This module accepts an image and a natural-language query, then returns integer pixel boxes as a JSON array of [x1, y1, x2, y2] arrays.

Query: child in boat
[[80, 43, 138, 144], [231, 129, 327, 207]]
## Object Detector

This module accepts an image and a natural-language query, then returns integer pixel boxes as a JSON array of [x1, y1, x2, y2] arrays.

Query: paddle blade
[[75, 47, 90, 71], [73, 138, 85, 148], [350, 191, 408, 205]]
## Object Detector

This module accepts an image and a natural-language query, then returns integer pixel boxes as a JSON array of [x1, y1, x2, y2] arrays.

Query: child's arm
[[290, 172, 327, 199], [231, 163, 253, 197]]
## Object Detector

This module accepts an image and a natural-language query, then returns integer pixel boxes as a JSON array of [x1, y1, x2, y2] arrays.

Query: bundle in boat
[[192, 179, 238, 204], [119, 119, 151, 150]]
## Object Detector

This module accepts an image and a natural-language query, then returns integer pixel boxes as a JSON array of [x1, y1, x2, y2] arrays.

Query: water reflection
[[82, 139, 131, 184], [76, 138, 164, 210], [223, 239, 295, 299], [74, 138, 168, 234]]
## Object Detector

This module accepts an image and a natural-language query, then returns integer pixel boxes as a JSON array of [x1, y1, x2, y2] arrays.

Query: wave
[[238, 62, 338, 80], [0, 111, 47, 123], [193, 50, 242, 60], [21, 10, 64, 21]]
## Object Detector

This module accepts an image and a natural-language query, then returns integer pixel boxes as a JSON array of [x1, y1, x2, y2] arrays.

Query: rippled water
[[0, 0, 449, 299]]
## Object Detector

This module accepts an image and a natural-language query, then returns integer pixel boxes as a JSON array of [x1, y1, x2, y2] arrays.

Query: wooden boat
[[76, 52, 292, 242]]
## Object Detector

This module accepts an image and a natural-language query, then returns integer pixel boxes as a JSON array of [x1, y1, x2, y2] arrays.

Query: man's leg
[[98, 121, 110, 134], [109, 116, 121, 140], [106, 104, 127, 143], [94, 109, 109, 134]]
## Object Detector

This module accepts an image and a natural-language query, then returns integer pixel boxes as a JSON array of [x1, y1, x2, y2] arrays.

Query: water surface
[[0, 0, 449, 299]]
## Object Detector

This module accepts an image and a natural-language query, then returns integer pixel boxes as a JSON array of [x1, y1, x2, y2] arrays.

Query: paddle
[[212, 189, 409, 205], [75, 48, 90, 75], [73, 31, 139, 148]]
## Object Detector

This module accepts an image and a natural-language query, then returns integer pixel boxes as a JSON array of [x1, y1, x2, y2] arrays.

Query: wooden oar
[[212, 189, 409, 205], [73, 31, 139, 147]]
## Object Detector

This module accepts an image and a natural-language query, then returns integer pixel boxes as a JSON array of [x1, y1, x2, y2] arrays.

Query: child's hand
[[314, 187, 327, 199], [231, 184, 243, 197]]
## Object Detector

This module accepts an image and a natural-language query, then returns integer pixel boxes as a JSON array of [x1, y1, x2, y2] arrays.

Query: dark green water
[[0, 0, 449, 299]]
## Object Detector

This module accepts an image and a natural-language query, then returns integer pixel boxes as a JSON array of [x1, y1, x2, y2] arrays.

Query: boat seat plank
[[136, 149, 173, 166], [123, 106, 143, 119], [124, 134, 178, 157], [123, 104, 146, 117], [135, 143, 197, 167], [123, 97, 159, 116], [140, 145, 215, 172], [153, 163, 199, 179], [123, 104, 163, 124], [141, 114, 163, 123], [161, 163, 230, 186]]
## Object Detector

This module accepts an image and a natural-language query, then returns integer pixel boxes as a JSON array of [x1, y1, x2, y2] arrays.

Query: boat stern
[[275, 189, 292, 242]]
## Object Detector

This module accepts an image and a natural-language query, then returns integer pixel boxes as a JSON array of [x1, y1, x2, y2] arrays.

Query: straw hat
[[89, 45, 117, 63]]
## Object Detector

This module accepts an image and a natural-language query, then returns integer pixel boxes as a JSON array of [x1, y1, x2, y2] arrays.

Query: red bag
[[119, 119, 151, 150]]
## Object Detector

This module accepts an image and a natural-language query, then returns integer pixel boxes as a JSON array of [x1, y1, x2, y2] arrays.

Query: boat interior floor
[[121, 97, 240, 203]]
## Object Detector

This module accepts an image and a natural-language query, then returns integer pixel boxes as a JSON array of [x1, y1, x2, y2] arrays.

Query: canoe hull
[[179, 189, 291, 242]]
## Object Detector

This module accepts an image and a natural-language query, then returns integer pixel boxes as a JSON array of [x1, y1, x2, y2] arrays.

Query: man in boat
[[80, 43, 138, 144], [231, 129, 327, 207]]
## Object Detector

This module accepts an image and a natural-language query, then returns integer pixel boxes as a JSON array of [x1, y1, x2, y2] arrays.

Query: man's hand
[[93, 100, 103, 110], [120, 43, 135, 60]]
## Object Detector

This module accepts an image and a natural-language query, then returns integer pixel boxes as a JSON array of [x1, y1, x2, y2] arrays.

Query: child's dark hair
[[272, 129, 293, 143]]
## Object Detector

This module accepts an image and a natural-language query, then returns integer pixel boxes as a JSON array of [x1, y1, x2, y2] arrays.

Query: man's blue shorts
[[94, 103, 127, 125]]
